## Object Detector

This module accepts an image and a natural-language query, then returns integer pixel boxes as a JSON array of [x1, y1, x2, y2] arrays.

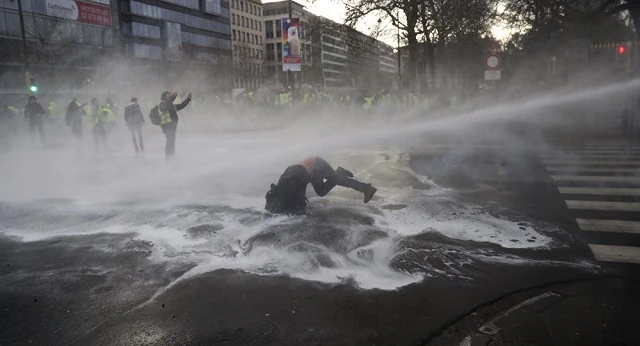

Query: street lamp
[[9, 0, 33, 94]]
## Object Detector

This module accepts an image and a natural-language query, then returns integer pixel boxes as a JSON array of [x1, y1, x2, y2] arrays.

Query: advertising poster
[[282, 17, 301, 72], [46, 0, 112, 26]]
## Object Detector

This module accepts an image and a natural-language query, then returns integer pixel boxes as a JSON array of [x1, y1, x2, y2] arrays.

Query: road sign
[[485, 54, 501, 70], [485, 70, 501, 80]]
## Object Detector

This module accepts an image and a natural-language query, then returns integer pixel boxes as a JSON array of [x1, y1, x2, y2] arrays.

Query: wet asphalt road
[[0, 143, 635, 346]]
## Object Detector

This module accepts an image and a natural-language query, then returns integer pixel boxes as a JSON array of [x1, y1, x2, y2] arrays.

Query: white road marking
[[552, 175, 640, 183], [588, 244, 640, 264], [558, 187, 640, 196], [565, 200, 640, 212], [577, 219, 640, 234], [543, 160, 640, 166], [541, 155, 640, 160], [547, 167, 639, 173]]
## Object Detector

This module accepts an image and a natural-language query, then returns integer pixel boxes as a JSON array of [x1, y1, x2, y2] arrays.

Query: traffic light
[[29, 79, 38, 93], [617, 45, 626, 55]]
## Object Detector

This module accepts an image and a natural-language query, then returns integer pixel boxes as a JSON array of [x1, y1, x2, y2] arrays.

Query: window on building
[[240, 1, 243, 11], [242, 31, 246, 42], [259, 21, 261, 31], [235, 0, 239, 9], [232, 29, 236, 41], [132, 22, 161, 39], [266, 43, 274, 61], [265, 20, 273, 38], [4, 12, 20, 36], [204, 0, 221, 14], [276, 42, 282, 61], [275, 19, 281, 37]]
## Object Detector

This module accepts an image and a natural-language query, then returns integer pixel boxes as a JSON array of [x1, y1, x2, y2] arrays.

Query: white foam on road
[[1, 166, 558, 292], [0, 131, 572, 292]]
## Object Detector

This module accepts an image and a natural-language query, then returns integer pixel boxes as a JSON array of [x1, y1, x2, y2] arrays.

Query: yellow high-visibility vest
[[160, 105, 173, 125]]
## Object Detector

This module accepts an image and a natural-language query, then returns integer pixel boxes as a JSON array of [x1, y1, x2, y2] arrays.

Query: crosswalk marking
[[558, 187, 640, 196], [588, 244, 640, 264], [552, 175, 640, 183], [543, 141, 640, 264], [577, 219, 640, 234], [541, 155, 640, 160], [547, 167, 639, 173], [565, 200, 640, 212], [543, 160, 640, 165]]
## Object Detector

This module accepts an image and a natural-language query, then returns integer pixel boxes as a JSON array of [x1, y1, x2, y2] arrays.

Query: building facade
[[308, 16, 349, 88], [119, 0, 232, 91], [0, 0, 232, 95], [230, 0, 263, 89], [0, 0, 118, 93], [263, 0, 311, 86], [262, 2, 396, 90]]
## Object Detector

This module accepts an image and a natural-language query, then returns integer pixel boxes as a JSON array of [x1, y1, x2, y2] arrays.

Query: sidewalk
[[428, 277, 640, 346]]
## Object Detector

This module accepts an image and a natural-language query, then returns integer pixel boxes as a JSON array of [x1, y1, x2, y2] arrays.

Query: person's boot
[[363, 185, 377, 203], [335, 166, 354, 178], [335, 176, 377, 203]]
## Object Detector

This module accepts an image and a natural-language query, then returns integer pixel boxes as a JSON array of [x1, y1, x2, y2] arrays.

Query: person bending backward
[[159, 91, 191, 158], [265, 156, 377, 215]]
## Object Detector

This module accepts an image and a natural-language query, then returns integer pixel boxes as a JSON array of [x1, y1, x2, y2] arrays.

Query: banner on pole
[[282, 18, 301, 72]]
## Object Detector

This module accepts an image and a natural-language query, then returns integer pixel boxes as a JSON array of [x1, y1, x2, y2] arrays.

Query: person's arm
[[174, 94, 192, 111]]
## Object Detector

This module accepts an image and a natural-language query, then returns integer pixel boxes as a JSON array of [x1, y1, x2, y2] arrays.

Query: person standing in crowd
[[87, 98, 108, 151], [158, 91, 191, 159], [24, 96, 45, 145], [104, 98, 118, 134], [47, 98, 58, 123], [65, 98, 86, 140], [124, 97, 145, 152]]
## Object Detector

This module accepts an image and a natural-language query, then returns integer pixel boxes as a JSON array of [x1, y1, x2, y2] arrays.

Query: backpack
[[265, 183, 310, 215], [149, 105, 161, 126]]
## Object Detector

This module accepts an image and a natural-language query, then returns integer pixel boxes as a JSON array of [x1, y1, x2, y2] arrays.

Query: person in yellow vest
[[363, 95, 374, 111], [104, 98, 118, 133], [47, 99, 57, 122], [86, 98, 108, 151], [8, 106, 20, 119], [159, 91, 191, 159]]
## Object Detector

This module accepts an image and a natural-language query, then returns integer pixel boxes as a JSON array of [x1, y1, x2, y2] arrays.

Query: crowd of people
[[0, 91, 192, 159], [1, 85, 465, 160], [230, 86, 460, 113]]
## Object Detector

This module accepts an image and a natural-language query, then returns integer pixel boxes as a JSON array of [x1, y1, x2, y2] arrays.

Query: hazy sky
[[263, 0, 512, 46]]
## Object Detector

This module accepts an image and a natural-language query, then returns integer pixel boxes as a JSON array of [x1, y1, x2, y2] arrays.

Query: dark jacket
[[24, 102, 45, 121], [124, 103, 144, 126], [265, 164, 311, 215], [159, 95, 191, 127]]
